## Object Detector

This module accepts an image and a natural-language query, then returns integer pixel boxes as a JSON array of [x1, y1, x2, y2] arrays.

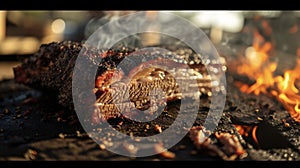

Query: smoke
[[83, 11, 210, 51], [84, 12, 147, 50]]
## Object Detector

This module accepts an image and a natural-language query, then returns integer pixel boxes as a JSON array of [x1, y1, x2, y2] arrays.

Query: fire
[[234, 124, 259, 146], [235, 26, 300, 123]]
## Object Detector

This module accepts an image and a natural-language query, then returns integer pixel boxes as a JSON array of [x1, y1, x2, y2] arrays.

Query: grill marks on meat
[[89, 48, 214, 122], [13, 41, 224, 122]]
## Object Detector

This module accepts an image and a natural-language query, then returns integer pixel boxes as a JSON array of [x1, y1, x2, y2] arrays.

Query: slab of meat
[[13, 41, 226, 122]]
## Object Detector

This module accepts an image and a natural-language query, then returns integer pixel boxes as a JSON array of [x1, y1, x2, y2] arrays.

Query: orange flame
[[234, 124, 259, 145], [235, 27, 300, 123]]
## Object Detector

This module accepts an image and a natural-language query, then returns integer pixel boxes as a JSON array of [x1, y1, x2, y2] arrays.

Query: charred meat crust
[[13, 41, 225, 121]]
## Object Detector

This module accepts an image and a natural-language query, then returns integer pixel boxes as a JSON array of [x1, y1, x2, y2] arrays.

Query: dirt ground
[[0, 70, 299, 161]]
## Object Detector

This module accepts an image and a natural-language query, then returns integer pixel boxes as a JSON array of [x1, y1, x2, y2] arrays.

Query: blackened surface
[[1, 77, 300, 161]]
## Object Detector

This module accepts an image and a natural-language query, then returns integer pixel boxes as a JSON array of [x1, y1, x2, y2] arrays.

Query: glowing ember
[[234, 124, 259, 146], [234, 27, 300, 123]]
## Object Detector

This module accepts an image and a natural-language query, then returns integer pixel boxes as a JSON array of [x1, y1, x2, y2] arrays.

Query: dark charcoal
[[0, 70, 299, 160]]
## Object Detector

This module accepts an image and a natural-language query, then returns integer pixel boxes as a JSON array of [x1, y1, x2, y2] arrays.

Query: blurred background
[[0, 10, 300, 80]]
